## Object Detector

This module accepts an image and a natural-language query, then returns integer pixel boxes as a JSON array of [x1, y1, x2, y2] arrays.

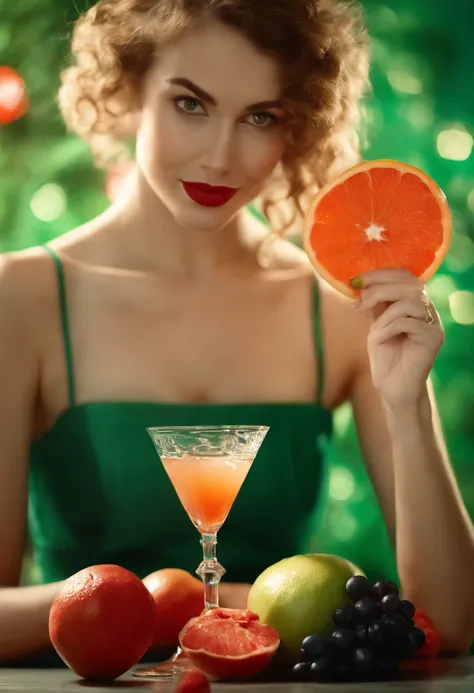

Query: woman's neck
[[103, 168, 265, 280]]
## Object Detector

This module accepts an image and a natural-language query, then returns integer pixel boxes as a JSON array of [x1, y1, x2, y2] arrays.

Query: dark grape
[[333, 603, 358, 629], [301, 634, 328, 660], [375, 655, 399, 680], [346, 575, 371, 602], [352, 647, 375, 677], [371, 579, 399, 601], [356, 623, 369, 646], [310, 658, 332, 682], [367, 619, 391, 649], [331, 628, 357, 651], [382, 612, 409, 638], [333, 660, 353, 681], [399, 599, 416, 623], [355, 596, 380, 622], [408, 626, 426, 652], [380, 594, 401, 614], [292, 661, 312, 681], [391, 634, 414, 660]]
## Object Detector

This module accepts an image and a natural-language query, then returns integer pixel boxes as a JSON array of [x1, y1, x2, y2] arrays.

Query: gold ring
[[421, 290, 437, 325], [424, 302, 437, 325]]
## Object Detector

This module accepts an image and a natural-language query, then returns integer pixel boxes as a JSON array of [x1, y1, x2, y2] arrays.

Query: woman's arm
[[349, 268, 474, 654], [352, 372, 474, 654], [0, 582, 65, 661], [0, 253, 64, 661], [219, 582, 252, 609]]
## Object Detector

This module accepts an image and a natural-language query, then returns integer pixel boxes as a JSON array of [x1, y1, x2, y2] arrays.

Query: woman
[[0, 0, 473, 663]]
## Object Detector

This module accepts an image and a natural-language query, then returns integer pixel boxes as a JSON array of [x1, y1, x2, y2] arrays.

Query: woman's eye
[[245, 112, 277, 127], [174, 97, 205, 115]]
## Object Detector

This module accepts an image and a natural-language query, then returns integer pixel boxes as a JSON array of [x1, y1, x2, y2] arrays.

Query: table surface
[[0, 658, 473, 692]]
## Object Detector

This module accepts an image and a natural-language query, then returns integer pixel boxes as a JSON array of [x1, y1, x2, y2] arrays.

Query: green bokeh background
[[1, 0, 473, 586]]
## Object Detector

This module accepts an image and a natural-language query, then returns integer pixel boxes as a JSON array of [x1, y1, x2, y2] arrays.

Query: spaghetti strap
[[312, 280, 325, 404], [43, 244, 76, 408]]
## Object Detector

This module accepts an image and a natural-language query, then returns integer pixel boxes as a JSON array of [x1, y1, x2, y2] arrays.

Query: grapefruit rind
[[179, 608, 280, 679], [303, 159, 452, 299]]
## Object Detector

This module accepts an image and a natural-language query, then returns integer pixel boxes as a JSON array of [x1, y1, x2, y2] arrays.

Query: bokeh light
[[449, 291, 474, 325], [329, 468, 356, 502], [327, 508, 358, 543], [467, 189, 474, 213], [437, 126, 473, 162], [30, 184, 67, 222]]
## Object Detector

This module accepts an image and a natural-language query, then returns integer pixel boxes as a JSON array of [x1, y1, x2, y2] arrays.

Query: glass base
[[132, 649, 192, 680]]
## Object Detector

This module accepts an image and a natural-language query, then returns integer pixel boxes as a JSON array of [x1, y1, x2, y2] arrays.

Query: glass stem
[[196, 533, 226, 611]]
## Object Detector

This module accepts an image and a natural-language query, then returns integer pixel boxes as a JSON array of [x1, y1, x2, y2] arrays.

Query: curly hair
[[59, 0, 370, 233]]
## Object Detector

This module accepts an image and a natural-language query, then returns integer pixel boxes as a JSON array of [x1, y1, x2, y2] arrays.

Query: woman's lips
[[181, 181, 239, 207]]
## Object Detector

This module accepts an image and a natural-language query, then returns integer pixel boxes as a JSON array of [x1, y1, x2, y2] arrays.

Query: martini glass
[[133, 425, 269, 680]]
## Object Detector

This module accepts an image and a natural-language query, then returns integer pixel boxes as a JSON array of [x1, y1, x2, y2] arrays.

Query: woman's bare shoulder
[[0, 245, 56, 298], [0, 247, 64, 361]]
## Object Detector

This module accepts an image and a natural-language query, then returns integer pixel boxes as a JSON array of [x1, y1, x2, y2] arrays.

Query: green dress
[[28, 245, 333, 585]]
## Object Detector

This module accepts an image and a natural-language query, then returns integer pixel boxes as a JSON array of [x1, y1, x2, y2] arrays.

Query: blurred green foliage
[[1, 0, 473, 585]]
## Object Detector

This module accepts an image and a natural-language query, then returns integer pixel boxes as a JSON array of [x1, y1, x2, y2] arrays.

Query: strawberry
[[414, 608, 434, 630], [417, 627, 441, 657], [413, 609, 441, 657]]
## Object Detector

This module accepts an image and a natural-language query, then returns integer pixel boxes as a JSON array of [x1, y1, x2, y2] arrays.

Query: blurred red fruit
[[174, 670, 211, 693], [143, 568, 203, 648]]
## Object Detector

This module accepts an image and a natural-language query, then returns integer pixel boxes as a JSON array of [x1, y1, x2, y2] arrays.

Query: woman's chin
[[171, 203, 240, 233]]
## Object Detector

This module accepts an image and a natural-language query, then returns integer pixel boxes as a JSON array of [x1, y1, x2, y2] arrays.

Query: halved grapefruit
[[179, 608, 280, 679], [303, 159, 452, 298]]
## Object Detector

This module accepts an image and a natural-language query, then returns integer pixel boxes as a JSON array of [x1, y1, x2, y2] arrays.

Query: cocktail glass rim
[[146, 424, 269, 434]]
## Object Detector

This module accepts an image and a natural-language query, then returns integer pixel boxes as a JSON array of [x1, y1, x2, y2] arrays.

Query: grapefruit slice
[[179, 608, 280, 680], [303, 159, 452, 298]]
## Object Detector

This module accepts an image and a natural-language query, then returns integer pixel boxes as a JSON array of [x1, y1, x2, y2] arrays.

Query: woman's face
[[136, 19, 288, 232]]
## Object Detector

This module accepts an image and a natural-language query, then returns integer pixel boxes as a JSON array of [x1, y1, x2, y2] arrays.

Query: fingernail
[[354, 299, 363, 311], [351, 276, 364, 289]]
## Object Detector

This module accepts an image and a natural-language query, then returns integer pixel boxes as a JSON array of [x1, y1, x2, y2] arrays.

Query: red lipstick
[[181, 181, 238, 207]]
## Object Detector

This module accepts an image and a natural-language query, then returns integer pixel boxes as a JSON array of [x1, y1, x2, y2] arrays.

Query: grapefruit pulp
[[179, 607, 280, 679], [303, 159, 452, 298]]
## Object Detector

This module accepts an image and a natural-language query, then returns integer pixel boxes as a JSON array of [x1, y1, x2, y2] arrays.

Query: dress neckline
[[32, 398, 331, 448]]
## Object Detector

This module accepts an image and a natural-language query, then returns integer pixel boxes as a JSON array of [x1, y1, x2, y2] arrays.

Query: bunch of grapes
[[292, 576, 426, 683]]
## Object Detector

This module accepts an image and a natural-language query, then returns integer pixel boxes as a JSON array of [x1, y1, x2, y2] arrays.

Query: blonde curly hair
[[59, 0, 370, 233]]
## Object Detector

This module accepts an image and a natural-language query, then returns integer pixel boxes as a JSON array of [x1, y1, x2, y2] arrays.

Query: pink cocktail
[[162, 455, 253, 533]]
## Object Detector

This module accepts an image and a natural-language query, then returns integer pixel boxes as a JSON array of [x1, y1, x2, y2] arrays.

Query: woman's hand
[[353, 269, 444, 408]]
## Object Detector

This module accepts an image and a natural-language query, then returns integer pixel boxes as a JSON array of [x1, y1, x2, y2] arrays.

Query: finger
[[370, 317, 428, 345], [357, 283, 423, 312], [351, 268, 420, 289], [375, 298, 427, 330]]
